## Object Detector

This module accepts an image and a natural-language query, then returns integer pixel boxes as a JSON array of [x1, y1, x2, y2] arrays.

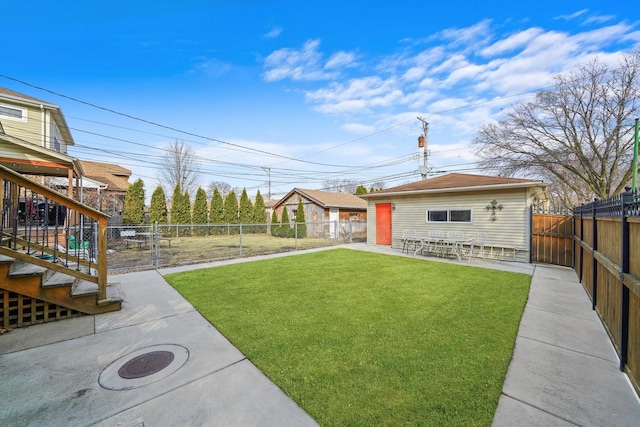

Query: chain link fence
[[106, 220, 366, 273]]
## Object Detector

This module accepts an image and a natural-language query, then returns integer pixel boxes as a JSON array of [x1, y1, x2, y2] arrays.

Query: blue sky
[[2, 1, 639, 199]]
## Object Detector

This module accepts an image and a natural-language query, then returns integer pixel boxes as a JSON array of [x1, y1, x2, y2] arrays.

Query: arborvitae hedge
[[149, 186, 168, 225], [279, 206, 293, 238], [239, 188, 253, 232], [123, 178, 146, 225], [210, 187, 224, 235], [270, 209, 280, 236], [223, 190, 239, 234], [193, 187, 208, 236], [294, 197, 307, 238], [253, 190, 267, 233]]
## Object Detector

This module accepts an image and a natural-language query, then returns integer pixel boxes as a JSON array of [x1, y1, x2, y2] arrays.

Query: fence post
[[620, 190, 631, 371], [154, 222, 159, 269], [529, 205, 533, 263], [239, 223, 243, 256], [578, 206, 584, 282], [294, 223, 298, 250], [591, 199, 598, 310]]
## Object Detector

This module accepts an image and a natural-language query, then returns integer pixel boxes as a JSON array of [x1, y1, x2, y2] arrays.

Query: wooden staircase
[[0, 165, 121, 329], [0, 253, 121, 328]]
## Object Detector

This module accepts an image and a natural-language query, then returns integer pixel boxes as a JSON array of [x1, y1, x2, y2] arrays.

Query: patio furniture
[[414, 230, 446, 256], [402, 229, 421, 253], [458, 233, 487, 261]]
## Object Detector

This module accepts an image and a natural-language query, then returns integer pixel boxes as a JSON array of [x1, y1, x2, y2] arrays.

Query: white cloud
[[325, 51, 357, 69], [555, 9, 589, 21], [263, 39, 356, 82], [264, 27, 282, 39], [480, 28, 545, 57], [191, 57, 232, 77], [342, 123, 376, 134], [435, 19, 493, 46], [582, 15, 616, 25]]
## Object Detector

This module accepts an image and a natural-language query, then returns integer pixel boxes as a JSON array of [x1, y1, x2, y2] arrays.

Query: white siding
[[367, 188, 536, 261]]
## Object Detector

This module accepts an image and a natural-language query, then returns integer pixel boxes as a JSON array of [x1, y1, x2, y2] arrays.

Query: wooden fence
[[531, 211, 574, 266], [574, 189, 640, 393]]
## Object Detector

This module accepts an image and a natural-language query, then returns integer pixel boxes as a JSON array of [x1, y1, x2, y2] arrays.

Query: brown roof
[[364, 173, 544, 196], [0, 87, 53, 107], [276, 188, 367, 210], [80, 160, 131, 191]]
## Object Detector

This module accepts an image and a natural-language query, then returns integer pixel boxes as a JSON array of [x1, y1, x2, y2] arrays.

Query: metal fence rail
[[573, 188, 640, 394], [106, 220, 366, 272]]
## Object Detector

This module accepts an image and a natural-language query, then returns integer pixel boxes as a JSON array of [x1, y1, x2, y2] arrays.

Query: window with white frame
[[426, 209, 472, 223], [0, 104, 27, 122]]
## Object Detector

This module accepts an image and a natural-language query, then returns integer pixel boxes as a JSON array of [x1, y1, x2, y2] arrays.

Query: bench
[[158, 237, 173, 247], [124, 239, 144, 249]]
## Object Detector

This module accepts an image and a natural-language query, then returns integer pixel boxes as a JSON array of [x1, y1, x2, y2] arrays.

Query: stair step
[[0, 254, 15, 263], [106, 282, 124, 302], [42, 271, 76, 288], [71, 279, 98, 297], [9, 263, 47, 277]]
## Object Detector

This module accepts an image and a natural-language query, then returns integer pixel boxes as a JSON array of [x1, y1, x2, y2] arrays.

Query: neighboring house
[[273, 188, 367, 237], [0, 87, 81, 188], [48, 160, 132, 217], [359, 173, 549, 261], [0, 87, 74, 155]]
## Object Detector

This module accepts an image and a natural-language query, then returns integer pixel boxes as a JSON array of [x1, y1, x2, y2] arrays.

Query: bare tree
[[474, 53, 640, 208], [159, 140, 201, 196], [323, 178, 361, 194], [207, 181, 232, 198]]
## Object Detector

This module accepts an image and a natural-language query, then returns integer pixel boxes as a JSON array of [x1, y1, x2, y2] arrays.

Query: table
[[414, 237, 472, 261]]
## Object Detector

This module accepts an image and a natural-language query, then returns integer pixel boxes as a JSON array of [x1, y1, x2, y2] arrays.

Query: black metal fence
[[573, 188, 640, 393]]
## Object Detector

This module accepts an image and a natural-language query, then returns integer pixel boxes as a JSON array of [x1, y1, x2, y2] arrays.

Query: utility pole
[[417, 117, 429, 179], [262, 167, 272, 200]]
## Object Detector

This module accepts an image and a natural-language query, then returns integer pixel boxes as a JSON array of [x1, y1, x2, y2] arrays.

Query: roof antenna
[[417, 117, 429, 179]]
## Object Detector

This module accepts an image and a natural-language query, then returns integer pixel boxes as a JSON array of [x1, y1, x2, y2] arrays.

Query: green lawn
[[164, 249, 531, 426]]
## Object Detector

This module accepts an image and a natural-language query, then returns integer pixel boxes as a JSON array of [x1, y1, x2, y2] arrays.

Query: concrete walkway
[[1, 244, 639, 426]]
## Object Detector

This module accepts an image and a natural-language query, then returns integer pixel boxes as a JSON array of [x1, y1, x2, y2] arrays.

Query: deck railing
[[0, 164, 109, 302]]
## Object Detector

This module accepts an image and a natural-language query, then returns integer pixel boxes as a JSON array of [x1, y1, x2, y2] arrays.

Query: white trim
[[361, 182, 548, 198], [426, 209, 473, 223], [0, 103, 27, 122]]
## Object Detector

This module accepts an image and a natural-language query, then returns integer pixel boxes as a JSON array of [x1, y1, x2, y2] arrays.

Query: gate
[[531, 210, 574, 267]]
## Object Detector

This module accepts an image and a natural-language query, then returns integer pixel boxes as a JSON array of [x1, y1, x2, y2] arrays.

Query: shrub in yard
[[294, 197, 306, 238], [223, 190, 239, 234], [193, 187, 208, 236], [280, 206, 293, 238], [210, 187, 224, 235], [270, 210, 280, 236], [123, 178, 146, 225], [239, 188, 253, 233], [149, 185, 168, 225], [253, 190, 267, 233]]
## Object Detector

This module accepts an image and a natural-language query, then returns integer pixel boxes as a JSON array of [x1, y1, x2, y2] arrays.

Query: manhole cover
[[99, 344, 189, 390], [118, 350, 175, 379]]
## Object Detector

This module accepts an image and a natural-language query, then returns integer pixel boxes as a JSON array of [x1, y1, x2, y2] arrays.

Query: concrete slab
[[0, 316, 95, 355], [97, 359, 318, 427], [95, 270, 194, 333], [526, 280, 594, 320], [531, 264, 580, 283], [0, 310, 248, 426], [517, 306, 617, 363], [500, 336, 640, 427], [493, 395, 576, 427]]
